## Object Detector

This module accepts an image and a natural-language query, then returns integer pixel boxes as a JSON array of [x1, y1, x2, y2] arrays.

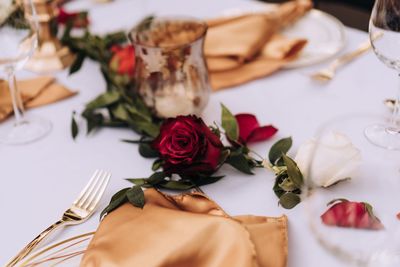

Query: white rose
[[294, 132, 362, 187], [0, 0, 14, 26]]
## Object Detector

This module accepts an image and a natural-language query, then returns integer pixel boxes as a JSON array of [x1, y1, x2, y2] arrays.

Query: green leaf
[[100, 187, 129, 220], [147, 172, 167, 185], [273, 172, 288, 198], [221, 104, 238, 141], [126, 178, 147, 186], [194, 176, 225, 186], [152, 159, 163, 171], [269, 137, 292, 165], [126, 186, 145, 208], [279, 178, 297, 192], [279, 192, 301, 209], [159, 180, 195, 190], [110, 104, 130, 121], [139, 142, 159, 158], [282, 154, 303, 189], [226, 151, 253, 175], [69, 52, 86, 75], [86, 90, 120, 110], [71, 112, 78, 139]]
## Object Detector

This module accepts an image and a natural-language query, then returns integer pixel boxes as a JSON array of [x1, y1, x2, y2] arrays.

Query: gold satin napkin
[[206, 0, 312, 90], [0, 77, 77, 122], [81, 189, 288, 267]]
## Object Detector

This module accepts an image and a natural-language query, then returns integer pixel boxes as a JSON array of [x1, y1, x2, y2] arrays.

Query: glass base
[[0, 115, 52, 145], [364, 124, 400, 150]]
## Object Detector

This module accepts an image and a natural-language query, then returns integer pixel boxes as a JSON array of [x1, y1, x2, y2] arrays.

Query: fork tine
[[87, 172, 111, 211], [82, 171, 109, 210], [75, 170, 102, 207], [73, 170, 100, 206]]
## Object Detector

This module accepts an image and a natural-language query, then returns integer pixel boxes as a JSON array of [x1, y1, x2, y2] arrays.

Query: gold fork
[[310, 32, 382, 82], [6, 170, 111, 267]]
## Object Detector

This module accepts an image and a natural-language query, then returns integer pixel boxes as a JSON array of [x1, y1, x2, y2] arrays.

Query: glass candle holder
[[128, 17, 210, 118]]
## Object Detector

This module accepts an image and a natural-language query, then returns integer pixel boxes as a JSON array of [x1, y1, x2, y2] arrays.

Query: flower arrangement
[[101, 105, 278, 218]]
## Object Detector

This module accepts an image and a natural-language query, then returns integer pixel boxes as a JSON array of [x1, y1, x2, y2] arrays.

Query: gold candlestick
[[23, 0, 75, 73]]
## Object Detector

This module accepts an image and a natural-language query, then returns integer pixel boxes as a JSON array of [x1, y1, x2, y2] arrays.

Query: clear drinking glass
[[306, 114, 400, 267], [366, 0, 400, 150], [128, 17, 210, 118], [0, 0, 51, 145]]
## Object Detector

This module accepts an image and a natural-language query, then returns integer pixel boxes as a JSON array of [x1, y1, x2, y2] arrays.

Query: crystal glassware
[[306, 114, 400, 267], [128, 17, 210, 118], [366, 0, 400, 150], [0, 0, 51, 145]]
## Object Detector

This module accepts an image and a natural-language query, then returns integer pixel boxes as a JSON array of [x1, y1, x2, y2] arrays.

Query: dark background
[[262, 0, 375, 31]]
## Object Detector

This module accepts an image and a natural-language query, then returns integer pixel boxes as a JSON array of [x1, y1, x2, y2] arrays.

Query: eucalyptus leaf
[[279, 192, 301, 209], [279, 178, 297, 192], [269, 137, 292, 165], [126, 186, 145, 208], [100, 187, 129, 219], [282, 154, 303, 189], [221, 104, 238, 141]]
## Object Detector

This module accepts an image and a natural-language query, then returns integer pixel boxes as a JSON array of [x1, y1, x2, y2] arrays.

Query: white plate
[[222, 3, 346, 68]]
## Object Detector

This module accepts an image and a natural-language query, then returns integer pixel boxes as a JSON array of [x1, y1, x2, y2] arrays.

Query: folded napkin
[[206, 0, 312, 90], [81, 189, 288, 267], [0, 77, 77, 122]]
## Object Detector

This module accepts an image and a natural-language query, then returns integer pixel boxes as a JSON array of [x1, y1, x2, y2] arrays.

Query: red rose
[[235, 114, 278, 144], [153, 115, 223, 176], [57, 8, 89, 28], [109, 45, 136, 76], [321, 199, 384, 230]]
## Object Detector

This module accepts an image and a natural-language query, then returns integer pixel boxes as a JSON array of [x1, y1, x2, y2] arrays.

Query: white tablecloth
[[1, 0, 398, 266]]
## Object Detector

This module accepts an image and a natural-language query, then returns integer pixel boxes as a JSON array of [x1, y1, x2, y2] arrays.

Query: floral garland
[[60, 10, 389, 229]]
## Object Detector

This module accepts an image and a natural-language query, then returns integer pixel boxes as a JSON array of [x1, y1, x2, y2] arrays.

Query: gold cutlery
[[7, 170, 111, 267], [310, 33, 382, 82]]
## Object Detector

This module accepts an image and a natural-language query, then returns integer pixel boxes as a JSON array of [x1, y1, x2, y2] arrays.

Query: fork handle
[[6, 219, 66, 267], [330, 40, 372, 70]]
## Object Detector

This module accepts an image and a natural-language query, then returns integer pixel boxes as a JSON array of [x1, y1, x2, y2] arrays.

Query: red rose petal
[[235, 114, 260, 142], [321, 200, 384, 230], [246, 125, 278, 143]]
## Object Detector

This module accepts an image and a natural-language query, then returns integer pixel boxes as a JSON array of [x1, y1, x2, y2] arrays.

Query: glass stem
[[6, 69, 25, 125]]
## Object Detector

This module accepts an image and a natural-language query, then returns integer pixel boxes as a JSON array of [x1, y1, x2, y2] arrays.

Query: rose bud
[[294, 132, 361, 187], [321, 199, 384, 230], [109, 44, 136, 77], [57, 8, 89, 28], [235, 114, 278, 144], [152, 115, 223, 176]]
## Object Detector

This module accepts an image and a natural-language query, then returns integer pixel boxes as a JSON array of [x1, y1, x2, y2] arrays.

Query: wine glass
[[306, 114, 400, 267], [0, 0, 51, 145], [366, 0, 400, 150]]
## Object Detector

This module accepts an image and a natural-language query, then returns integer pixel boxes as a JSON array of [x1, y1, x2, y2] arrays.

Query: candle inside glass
[[129, 17, 210, 118]]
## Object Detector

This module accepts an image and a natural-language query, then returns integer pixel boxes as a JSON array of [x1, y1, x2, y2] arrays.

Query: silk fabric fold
[[0, 77, 76, 122], [205, 0, 312, 90], [81, 189, 288, 267]]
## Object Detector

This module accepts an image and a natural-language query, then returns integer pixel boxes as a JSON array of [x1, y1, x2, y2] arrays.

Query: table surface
[[1, 0, 399, 266]]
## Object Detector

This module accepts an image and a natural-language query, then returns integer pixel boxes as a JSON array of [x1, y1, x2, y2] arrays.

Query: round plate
[[221, 3, 346, 69]]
